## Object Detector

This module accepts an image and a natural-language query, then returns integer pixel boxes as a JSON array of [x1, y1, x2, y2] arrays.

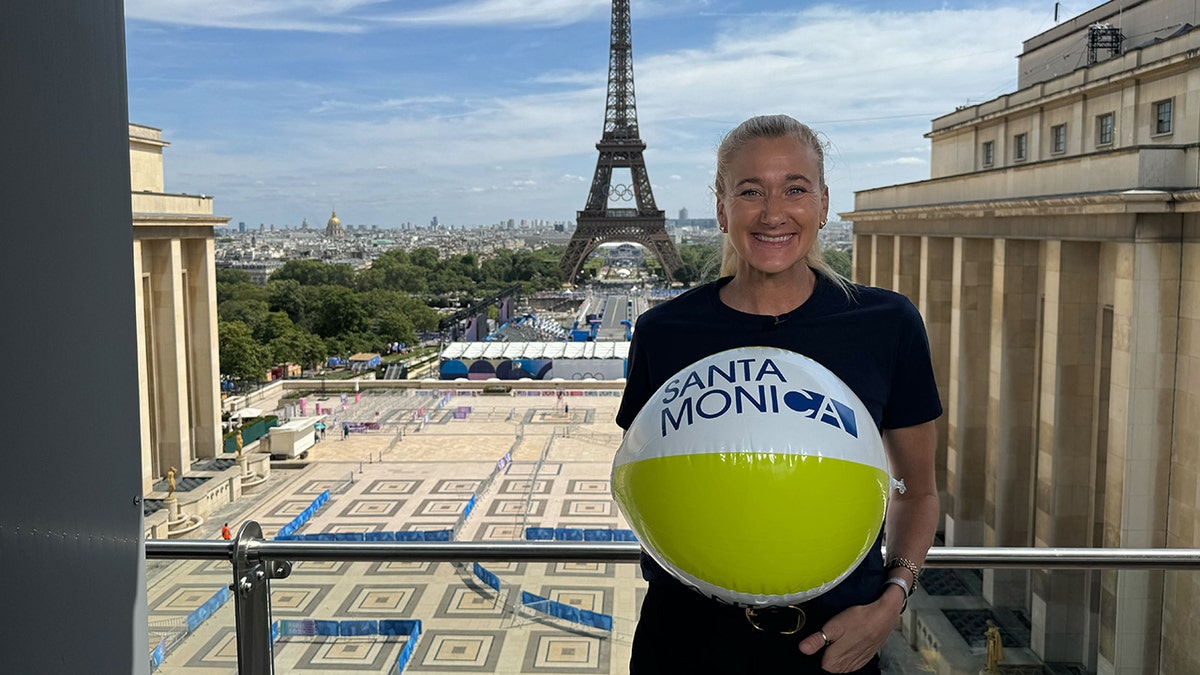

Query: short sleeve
[[616, 323, 653, 430], [881, 297, 943, 430]]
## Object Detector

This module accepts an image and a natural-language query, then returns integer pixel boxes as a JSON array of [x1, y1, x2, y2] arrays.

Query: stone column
[[872, 235, 895, 291], [853, 233, 873, 284], [133, 239, 155, 493], [1098, 230, 1179, 675], [185, 238, 221, 459], [945, 237, 993, 546], [920, 236, 954, 508], [1160, 235, 1200, 675], [982, 239, 1039, 607], [149, 237, 192, 474], [1031, 240, 1099, 664], [894, 235, 921, 302]]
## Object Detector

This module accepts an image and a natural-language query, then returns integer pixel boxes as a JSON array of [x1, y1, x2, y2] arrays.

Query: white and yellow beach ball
[[612, 346, 890, 607]]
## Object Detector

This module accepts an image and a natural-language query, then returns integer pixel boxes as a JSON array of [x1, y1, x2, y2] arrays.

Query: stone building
[[130, 123, 228, 493], [843, 2, 1200, 674]]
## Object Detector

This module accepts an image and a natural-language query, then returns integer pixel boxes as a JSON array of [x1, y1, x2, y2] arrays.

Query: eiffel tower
[[560, 0, 682, 284]]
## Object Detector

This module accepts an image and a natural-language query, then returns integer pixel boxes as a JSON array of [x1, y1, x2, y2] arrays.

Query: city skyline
[[126, 0, 1097, 228]]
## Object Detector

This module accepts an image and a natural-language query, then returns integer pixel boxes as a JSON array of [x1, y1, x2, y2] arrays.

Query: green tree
[[218, 298, 270, 336], [267, 279, 308, 326], [409, 247, 439, 270], [311, 286, 369, 337], [268, 327, 326, 367], [219, 321, 270, 382], [216, 268, 252, 284], [823, 249, 852, 279], [675, 242, 722, 285], [272, 259, 355, 287]]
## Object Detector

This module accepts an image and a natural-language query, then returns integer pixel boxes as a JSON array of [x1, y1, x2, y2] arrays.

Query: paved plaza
[[147, 389, 929, 674]]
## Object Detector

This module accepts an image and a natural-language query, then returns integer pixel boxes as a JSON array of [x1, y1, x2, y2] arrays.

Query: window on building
[[1097, 112, 1114, 146], [1154, 99, 1173, 134], [1014, 133, 1027, 161], [1051, 124, 1066, 154], [982, 140, 995, 167]]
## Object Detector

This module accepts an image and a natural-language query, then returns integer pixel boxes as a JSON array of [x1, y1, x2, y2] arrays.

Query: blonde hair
[[715, 115, 851, 296]]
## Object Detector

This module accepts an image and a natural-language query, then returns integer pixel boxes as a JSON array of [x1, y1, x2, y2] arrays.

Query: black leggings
[[630, 582, 881, 675]]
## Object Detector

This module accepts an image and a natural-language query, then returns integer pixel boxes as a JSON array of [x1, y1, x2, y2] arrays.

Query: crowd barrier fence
[[274, 490, 330, 539], [274, 618, 422, 673], [520, 591, 613, 632], [276, 529, 453, 542], [525, 527, 637, 542], [148, 586, 229, 670]]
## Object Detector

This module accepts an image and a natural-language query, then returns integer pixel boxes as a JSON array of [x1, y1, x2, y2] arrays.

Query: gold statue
[[166, 467, 177, 500], [235, 431, 244, 459], [985, 619, 1004, 673]]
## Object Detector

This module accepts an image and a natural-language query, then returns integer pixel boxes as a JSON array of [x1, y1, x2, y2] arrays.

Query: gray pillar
[[0, 1, 148, 673]]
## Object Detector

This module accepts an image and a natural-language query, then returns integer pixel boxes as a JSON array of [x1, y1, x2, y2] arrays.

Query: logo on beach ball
[[612, 347, 890, 607]]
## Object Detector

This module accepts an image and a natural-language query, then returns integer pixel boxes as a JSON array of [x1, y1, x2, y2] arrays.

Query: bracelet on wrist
[[885, 556, 921, 594], [882, 577, 909, 613]]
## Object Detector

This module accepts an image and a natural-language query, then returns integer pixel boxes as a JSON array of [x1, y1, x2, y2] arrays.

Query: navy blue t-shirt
[[615, 273, 942, 612]]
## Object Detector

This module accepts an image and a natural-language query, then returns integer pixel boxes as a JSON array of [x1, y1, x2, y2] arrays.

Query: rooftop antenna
[[1054, 2, 1060, 22]]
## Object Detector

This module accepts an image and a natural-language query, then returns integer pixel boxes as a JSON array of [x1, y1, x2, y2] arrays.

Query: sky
[[124, 0, 1100, 229]]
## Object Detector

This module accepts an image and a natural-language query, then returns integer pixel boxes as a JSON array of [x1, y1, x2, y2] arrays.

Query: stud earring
[[819, 219, 827, 229]]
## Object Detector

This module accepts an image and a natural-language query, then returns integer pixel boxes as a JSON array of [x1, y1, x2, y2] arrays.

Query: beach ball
[[612, 346, 889, 607]]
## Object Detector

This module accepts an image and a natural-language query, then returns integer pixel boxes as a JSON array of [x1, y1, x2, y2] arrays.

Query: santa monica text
[[659, 358, 786, 438]]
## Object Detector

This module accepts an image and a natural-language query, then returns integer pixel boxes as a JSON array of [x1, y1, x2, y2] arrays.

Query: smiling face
[[716, 135, 829, 282]]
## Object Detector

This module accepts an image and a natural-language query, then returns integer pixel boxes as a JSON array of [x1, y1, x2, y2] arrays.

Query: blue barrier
[[284, 529, 451, 542], [279, 619, 317, 636], [380, 619, 420, 636], [527, 527, 635, 541], [275, 489, 332, 539], [463, 495, 477, 518], [315, 620, 339, 636], [272, 621, 279, 643], [150, 638, 166, 670], [186, 586, 230, 633], [340, 620, 379, 636], [395, 620, 421, 673], [521, 591, 612, 632], [579, 608, 613, 631], [473, 563, 501, 592]]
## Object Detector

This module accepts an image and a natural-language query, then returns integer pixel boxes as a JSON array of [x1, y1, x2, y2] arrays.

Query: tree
[[219, 321, 270, 382], [823, 249, 852, 279], [272, 259, 355, 287], [676, 242, 722, 285], [311, 286, 369, 338], [218, 298, 270, 336], [268, 327, 326, 368], [216, 268, 252, 285]]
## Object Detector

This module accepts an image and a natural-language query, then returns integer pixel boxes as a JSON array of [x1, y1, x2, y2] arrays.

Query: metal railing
[[145, 521, 1200, 675]]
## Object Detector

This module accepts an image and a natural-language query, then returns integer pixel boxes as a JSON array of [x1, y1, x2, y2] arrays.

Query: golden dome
[[327, 210, 341, 227]]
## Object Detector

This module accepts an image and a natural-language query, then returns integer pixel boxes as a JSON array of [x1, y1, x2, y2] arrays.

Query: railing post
[[231, 520, 291, 675]]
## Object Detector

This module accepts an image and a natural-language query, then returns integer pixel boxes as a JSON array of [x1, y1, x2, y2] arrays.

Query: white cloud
[[144, 3, 1057, 225], [376, 0, 611, 27], [125, 0, 384, 32]]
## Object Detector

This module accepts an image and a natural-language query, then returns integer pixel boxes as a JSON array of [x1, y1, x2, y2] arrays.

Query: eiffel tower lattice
[[560, 0, 682, 283]]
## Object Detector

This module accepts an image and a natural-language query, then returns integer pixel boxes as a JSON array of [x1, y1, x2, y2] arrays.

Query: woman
[[616, 115, 941, 674]]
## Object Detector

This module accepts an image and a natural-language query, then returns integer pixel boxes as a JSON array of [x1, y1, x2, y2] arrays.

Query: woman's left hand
[[797, 590, 904, 673]]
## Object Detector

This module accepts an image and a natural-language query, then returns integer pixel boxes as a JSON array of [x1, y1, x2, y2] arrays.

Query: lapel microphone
[[765, 313, 789, 330]]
